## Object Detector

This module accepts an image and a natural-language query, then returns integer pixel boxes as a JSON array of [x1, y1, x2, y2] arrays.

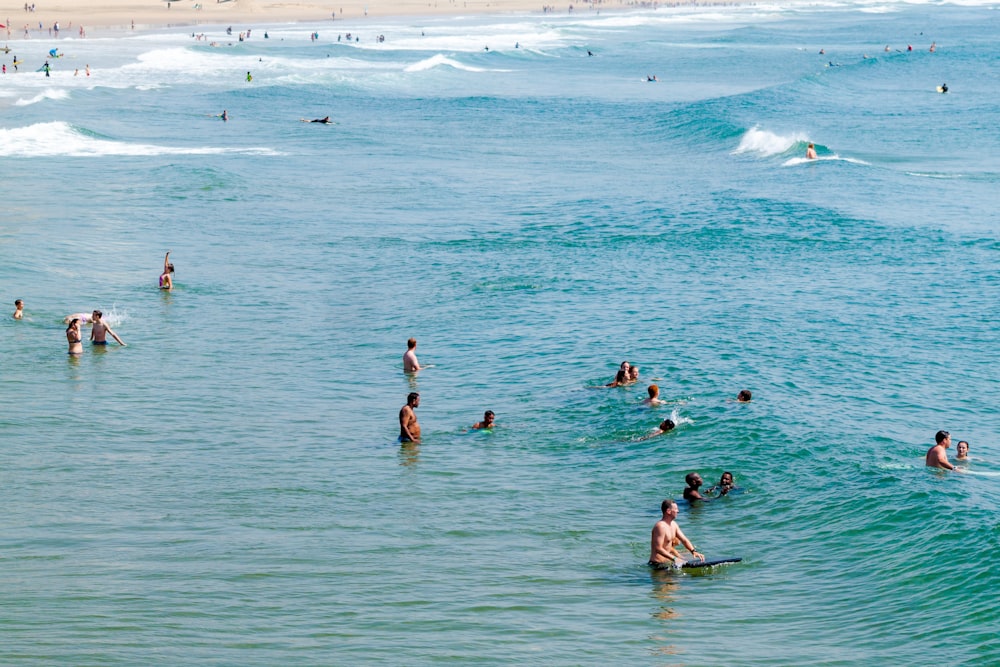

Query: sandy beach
[[1, 0, 641, 37]]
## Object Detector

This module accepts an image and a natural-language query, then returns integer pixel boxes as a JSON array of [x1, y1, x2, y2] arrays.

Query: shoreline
[[1, 0, 745, 41]]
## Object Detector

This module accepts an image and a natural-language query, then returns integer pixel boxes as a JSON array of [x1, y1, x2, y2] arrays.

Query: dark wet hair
[[935, 430, 950, 444], [685, 472, 701, 486], [484, 410, 494, 418], [166, 263, 175, 273], [93, 310, 103, 318], [66, 318, 79, 331], [737, 389, 752, 402], [15, 299, 22, 306], [407, 392, 420, 404], [660, 419, 676, 432], [407, 338, 417, 348], [661, 498, 677, 514]]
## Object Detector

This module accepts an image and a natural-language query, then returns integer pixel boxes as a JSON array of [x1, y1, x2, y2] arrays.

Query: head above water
[[92, 309, 103, 320], [685, 472, 702, 487], [66, 318, 79, 331], [737, 389, 752, 402], [956, 441, 969, 458], [935, 430, 950, 445], [407, 338, 417, 349], [659, 419, 676, 432], [407, 392, 420, 406], [15, 299, 23, 307], [660, 499, 678, 515], [647, 384, 659, 398], [720, 471, 734, 486]]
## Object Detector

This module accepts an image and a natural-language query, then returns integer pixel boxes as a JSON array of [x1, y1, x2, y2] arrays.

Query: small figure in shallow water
[[642, 384, 663, 407], [926, 430, 958, 471], [956, 440, 969, 461], [708, 471, 736, 497], [472, 410, 495, 430], [403, 337, 423, 373], [399, 392, 421, 443], [160, 251, 174, 290], [737, 389, 752, 402], [806, 143, 817, 160], [13, 299, 24, 320]]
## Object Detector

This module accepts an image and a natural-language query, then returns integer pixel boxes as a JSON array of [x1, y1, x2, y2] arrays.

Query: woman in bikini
[[66, 318, 83, 355], [160, 251, 174, 290]]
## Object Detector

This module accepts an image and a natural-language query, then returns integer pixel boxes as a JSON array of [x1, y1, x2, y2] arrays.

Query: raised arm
[[163, 251, 171, 273]]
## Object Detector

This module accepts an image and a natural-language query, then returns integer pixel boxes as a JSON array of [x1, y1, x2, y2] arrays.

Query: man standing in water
[[403, 338, 423, 373], [399, 392, 421, 443], [649, 499, 704, 567], [926, 430, 957, 471], [90, 310, 126, 347]]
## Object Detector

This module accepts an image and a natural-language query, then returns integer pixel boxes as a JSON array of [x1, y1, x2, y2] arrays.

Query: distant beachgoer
[[472, 410, 495, 430], [66, 318, 83, 355], [884, 45, 890, 52], [606, 361, 630, 387], [403, 338, 423, 373], [649, 499, 704, 567], [819, 48, 825, 54], [806, 143, 817, 160], [246, 71, 252, 82], [399, 392, 421, 443], [956, 440, 969, 461], [642, 384, 663, 407], [13, 299, 24, 320], [907, 45, 912, 52], [300, 116, 332, 123], [708, 471, 735, 497], [628, 366, 639, 383], [639, 419, 676, 441], [646, 74, 657, 82], [219, 109, 228, 121], [737, 389, 752, 402], [926, 430, 957, 471], [90, 310, 125, 346], [85, 64, 90, 76], [940, 83, 948, 93], [929, 42, 936, 52], [683, 472, 708, 502], [160, 251, 174, 290]]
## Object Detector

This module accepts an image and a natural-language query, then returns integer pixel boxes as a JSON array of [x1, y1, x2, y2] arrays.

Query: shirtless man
[[403, 338, 423, 373], [649, 499, 704, 567], [806, 143, 817, 160], [926, 430, 957, 471], [13, 299, 24, 320], [682, 472, 708, 502], [472, 410, 495, 429], [642, 384, 663, 406], [90, 310, 126, 346], [399, 392, 421, 443]]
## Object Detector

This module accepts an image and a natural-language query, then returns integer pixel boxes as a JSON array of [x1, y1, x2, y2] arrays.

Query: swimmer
[[806, 143, 817, 160], [628, 366, 639, 384], [403, 337, 423, 373], [929, 42, 936, 53], [472, 410, 495, 430], [708, 471, 735, 497], [300, 116, 333, 124], [939, 83, 948, 93], [160, 251, 174, 290], [220, 110, 228, 121], [737, 389, 752, 402], [606, 361, 630, 387], [246, 71, 253, 82], [13, 299, 24, 320], [956, 440, 969, 461], [399, 392, 421, 443], [926, 430, 958, 471], [819, 48, 825, 54], [649, 499, 704, 567], [683, 472, 708, 502], [642, 384, 663, 407], [90, 310, 126, 346], [646, 74, 657, 82], [66, 318, 83, 355], [639, 419, 676, 441]]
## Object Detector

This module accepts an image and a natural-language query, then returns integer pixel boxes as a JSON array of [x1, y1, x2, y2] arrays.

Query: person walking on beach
[[13, 299, 24, 319], [649, 499, 704, 567], [926, 430, 957, 471], [90, 310, 126, 346], [403, 338, 423, 373], [66, 318, 83, 355], [160, 251, 174, 290], [399, 392, 421, 443]]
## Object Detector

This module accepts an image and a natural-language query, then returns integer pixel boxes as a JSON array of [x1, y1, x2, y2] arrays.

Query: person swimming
[[806, 143, 817, 160], [301, 116, 333, 124]]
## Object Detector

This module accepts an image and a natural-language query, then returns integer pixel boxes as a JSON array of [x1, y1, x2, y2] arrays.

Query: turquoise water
[[2, 2, 999, 663]]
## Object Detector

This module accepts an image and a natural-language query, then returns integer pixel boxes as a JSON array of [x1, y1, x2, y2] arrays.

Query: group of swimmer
[[11, 252, 175, 355], [399, 342, 756, 569], [926, 430, 972, 471]]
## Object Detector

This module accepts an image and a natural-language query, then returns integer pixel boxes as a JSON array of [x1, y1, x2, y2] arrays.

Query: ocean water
[[2, 1, 999, 664]]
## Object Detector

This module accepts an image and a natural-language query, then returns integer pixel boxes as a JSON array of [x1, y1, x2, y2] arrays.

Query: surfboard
[[682, 556, 742, 569], [936, 86, 946, 93], [650, 557, 742, 570]]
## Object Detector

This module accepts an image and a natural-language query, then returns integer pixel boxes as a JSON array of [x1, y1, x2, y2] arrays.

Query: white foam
[[733, 126, 808, 157], [783, 155, 870, 166], [404, 54, 485, 73], [13, 89, 70, 106], [0, 121, 281, 158]]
